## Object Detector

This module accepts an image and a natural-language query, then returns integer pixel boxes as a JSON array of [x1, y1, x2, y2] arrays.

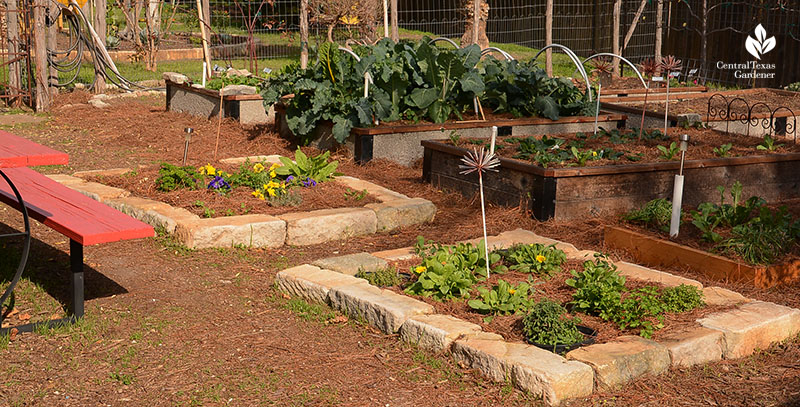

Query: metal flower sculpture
[[460, 147, 500, 278]]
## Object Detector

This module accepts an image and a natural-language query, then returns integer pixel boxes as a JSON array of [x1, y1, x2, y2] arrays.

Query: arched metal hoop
[[581, 53, 648, 89], [0, 169, 32, 324], [725, 97, 750, 136], [480, 47, 514, 61], [531, 44, 592, 102], [747, 102, 772, 138], [428, 37, 459, 49]]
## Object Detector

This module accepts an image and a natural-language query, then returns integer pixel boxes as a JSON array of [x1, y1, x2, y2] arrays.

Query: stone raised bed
[[274, 103, 627, 166], [165, 75, 274, 126], [605, 226, 800, 289], [274, 228, 800, 405], [48, 165, 435, 249], [601, 88, 800, 138], [422, 139, 800, 221]]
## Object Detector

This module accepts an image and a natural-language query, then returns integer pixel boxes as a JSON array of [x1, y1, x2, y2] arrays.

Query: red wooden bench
[[0, 166, 154, 333]]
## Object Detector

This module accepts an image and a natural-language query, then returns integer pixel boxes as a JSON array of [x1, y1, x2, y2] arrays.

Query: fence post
[[5, 0, 21, 106], [33, 0, 50, 111], [300, 0, 308, 69], [612, 0, 621, 76], [545, 0, 552, 76], [94, 0, 106, 92], [390, 0, 398, 42], [655, 0, 663, 68], [196, 0, 211, 79]]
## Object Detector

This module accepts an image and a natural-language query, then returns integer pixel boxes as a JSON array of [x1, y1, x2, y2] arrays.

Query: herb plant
[[501, 243, 567, 277], [624, 198, 674, 232], [656, 141, 680, 160], [467, 279, 535, 318], [565, 254, 626, 320], [522, 298, 583, 348], [660, 284, 704, 313], [355, 266, 401, 287], [156, 163, 199, 192]]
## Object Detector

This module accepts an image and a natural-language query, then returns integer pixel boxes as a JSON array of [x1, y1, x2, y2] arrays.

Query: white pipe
[[490, 126, 497, 154], [479, 172, 490, 279], [594, 83, 602, 136], [202, 62, 207, 87], [383, 0, 389, 38], [664, 75, 671, 134], [669, 174, 684, 238]]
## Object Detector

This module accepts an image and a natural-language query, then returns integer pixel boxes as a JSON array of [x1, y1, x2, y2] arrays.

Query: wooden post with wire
[[612, 0, 621, 77], [33, 0, 50, 111], [93, 0, 107, 92], [196, 0, 211, 80], [545, 0, 553, 77], [299, 0, 308, 69], [390, 0, 398, 42], [6, 0, 22, 106]]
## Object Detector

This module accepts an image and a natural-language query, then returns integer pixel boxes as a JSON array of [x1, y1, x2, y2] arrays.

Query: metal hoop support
[[747, 102, 772, 138], [0, 169, 32, 324], [581, 53, 648, 89], [725, 97, 750, 136], [428, 37, 460, 48], [531, 44, 592, 102], [480, 47, 514, 61]]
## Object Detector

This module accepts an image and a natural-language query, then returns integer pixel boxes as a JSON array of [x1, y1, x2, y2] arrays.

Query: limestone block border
[[49, 168, 436, 249], [274, 228, 800, 405]]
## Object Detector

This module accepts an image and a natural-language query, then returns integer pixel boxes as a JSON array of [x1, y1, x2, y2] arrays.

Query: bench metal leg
[[0, 240, 85, 335]]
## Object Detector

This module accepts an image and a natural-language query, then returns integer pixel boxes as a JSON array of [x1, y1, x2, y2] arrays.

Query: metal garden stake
[[183, 127, 194, 165], [594, 83, 601, 136], [460, 147, 500, 278], [669, 133, 690, 238]]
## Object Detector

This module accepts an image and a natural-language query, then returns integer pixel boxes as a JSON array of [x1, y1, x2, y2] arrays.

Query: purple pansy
[[301, 177, 317, 187], [208, 176, 231, 190]]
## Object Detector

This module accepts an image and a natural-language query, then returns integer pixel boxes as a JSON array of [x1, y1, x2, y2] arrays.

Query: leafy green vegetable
[[274, 148, 339, 182], [468, 279, 535, 317], [565, 254, 625, 321], [501, 243, 566, 277]]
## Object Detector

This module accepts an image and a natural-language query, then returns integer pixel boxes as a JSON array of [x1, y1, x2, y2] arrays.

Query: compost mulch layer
[[447, 126, 800, 169], [89, 165, 379, 218], [387, 259, 730, 347], [627, 88, 800, 116], [3, 91, 800, 406]]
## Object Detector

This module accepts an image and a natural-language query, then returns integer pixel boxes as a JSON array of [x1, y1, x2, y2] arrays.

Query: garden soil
[[629, 88, 800, 116], [1, 92, 800, 406]]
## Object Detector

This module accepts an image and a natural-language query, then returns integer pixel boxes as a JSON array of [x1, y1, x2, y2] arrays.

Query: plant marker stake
[[489, 126, 497, 154], [669, 133, 690, 238], [459, 148, 500, 279], [183, 127, 193, 165], [202, 62, 207, 87], [664, 73, 671, 135], [593, 83, 602, 137]]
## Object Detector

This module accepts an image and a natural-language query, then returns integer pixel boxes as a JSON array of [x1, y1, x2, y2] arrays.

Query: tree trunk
[[94, 0, 107, 92], [300, 0, 308, 68], [622, 0, 647, 52], [612, 0, 621, 76], [545, 0, 552, 76], [6, 0, 21, 106], [33, 0, 49, 111], [48, 10, 58, 94], [460, 0, 488, 49]]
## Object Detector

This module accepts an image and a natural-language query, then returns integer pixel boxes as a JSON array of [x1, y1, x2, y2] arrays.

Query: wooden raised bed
[[601, 88, 800, 137], [604, 226, 800, 288], [422, 139, 800, 221], [165, 79, 274, 126], [274, 103, 627, 166], [600, 85, 708, 99]]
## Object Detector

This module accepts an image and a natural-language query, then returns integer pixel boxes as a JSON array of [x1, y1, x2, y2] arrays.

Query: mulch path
[[91, 166, 379, 218], [448, 126, 800, 169], [3, 91, 800, 406]]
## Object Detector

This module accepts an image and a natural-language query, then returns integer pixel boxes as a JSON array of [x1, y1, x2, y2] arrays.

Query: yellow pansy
[[591, 151, 598, 157], [415, 266, 426, 274], [508, 289, 516, 295], [535, 254, 546, 263], [269, 162, 281, 170], [269, 170, 277, 178], [252, 190, 265, 200], [267, 188, 276, 197], [253, 163, 265, 173], [202, 164, 216, 176], [267, 181, 280, 189]]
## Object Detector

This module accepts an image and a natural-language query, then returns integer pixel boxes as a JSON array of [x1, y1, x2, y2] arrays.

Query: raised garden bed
[[165, 76, 274, 126], [422, 127, 800, 220], [606, 191, 800, 288], [276, 228, 800, 403], [49, 155, 436, 249], [275, 104, 627, 166], [602, 88, 800, 138]]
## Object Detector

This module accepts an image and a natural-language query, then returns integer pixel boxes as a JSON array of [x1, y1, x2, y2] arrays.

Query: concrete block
[[279, 207, 377, 246], [275, 264, 367, 304], [615, 261, 703, 288], [399, 314, 483, 352], [175, 214, 286, 249], [327, 283, 434, 333], [366, 198, 436, 231], [658, 327, 724, 367], [698, 301, 800, 359], [702, 287, 751, 307], [312, 252, 388, 276], [371, 247, 417, 262], [567, 336, 671, 389]]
